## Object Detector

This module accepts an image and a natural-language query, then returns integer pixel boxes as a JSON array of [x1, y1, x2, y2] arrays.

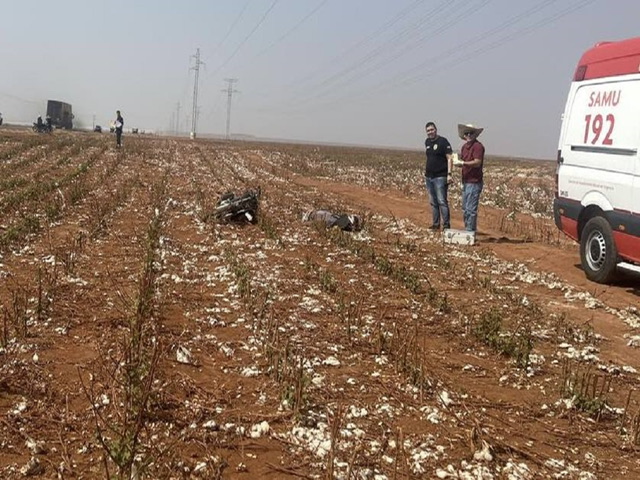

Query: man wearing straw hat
[[455, 123, 485, 232]]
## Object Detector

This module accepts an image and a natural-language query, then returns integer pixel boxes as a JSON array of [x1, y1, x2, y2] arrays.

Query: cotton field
[[0, 129, 639, 479]]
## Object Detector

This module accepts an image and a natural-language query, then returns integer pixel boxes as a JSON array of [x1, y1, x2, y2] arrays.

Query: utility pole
[[190, 48, 204, 139], [175, 102, 181, 135], [222, 78, 239, 140]]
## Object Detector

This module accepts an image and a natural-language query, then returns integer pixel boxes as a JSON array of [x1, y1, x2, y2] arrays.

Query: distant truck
[[46, 100, 73, 129]]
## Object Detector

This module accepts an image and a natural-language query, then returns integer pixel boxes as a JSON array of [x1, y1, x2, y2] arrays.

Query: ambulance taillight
[[555, 150, 562, 198]]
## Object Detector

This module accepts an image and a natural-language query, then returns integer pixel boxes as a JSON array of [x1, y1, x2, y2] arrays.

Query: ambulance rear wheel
[[579, 216, 618, 284]]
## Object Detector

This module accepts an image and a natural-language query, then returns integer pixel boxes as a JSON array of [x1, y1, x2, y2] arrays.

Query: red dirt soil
[[1, 130, 639, 479]]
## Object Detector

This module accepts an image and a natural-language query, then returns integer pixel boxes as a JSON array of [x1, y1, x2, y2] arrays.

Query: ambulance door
[[634, 127, 640, 219]]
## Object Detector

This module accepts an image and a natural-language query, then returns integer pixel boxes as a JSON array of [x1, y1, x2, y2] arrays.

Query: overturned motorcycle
[[213, 188, 260, 224], [32, 122, 52, 133]]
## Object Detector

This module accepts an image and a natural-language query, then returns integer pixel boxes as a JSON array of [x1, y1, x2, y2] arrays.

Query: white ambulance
[[554, 36, 640, 283]]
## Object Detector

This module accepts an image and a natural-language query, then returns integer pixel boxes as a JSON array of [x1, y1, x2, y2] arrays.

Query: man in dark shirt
[[456, 123, 485, 232], [424, 121, 453, 230], [115, 110, 124, 148]]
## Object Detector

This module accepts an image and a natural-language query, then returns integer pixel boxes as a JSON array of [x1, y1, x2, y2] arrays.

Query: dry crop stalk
[[326, 404, 346, 480], [620, 389, 634, 433], [78, 174, 168, 479]]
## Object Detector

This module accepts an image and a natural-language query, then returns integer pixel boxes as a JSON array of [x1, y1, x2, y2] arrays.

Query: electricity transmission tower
[[222, 78, 239, 140], [175, 102, 181, 134], [190, 48, 204, 139]]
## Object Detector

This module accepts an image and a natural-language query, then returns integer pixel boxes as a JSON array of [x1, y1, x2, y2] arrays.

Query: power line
[[289, 0, 427, 90], [298, 0, 546, 104], [199, 90, 224, 125], [0, 91, 41, 105], [383, 0, 559, 90], [208, 0, 280, 79], [210, 0, 253, 60], [253, 0, 596, 116], [395, 0, 597, 89], [250, 0, 330, 61], [282, 0, 476, 106], [175, 102, 181, 134], [331, 1, 584, 106], [174, 59, 193, 131], [299, 0, 488, 103]]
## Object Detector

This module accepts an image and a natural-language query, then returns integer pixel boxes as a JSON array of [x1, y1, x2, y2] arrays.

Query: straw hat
[[458, 123, 484, 140]]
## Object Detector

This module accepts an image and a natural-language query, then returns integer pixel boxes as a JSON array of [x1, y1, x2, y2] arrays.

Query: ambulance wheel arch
[[577, 191, 613, 235], [580, 191, 613, 212], [579, 215, 619, 284]]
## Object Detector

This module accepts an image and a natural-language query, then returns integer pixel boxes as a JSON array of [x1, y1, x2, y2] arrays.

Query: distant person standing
[[0, 112, 3, 126], [456, 123, 485, 232], [115, 110, 124, 148], [424, 121, 453, 230]]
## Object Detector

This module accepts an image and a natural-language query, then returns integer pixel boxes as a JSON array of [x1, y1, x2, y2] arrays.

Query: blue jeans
[[425, 176, 450, 228], [462, 182, 483, 231]]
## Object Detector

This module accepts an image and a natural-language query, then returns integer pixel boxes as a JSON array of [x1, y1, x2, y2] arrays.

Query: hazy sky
[[1, 0, 638, 158]]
